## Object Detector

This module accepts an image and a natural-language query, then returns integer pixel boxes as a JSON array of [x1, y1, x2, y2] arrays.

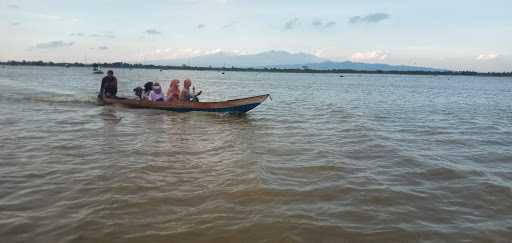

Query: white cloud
[[223, 21, 238, 28], [147, 48, 215, 59], [15, 10, 79, 22], [312, 19, 336, 28], [86, 32, 115, 39], [351, 51, 388, 61], [145, 29, 161, 35], [139, 48, 249, 60], [29, 13, 64, 21], [324, 21, 336, 28], [349, 13, 390, 24], [312, 19, 323, 27], [477, 53, 498, 61], [70, 32, 85, 37], [312, 49, 326, 58], [32, 41, 74, 49], [284, 18, 299, 30]]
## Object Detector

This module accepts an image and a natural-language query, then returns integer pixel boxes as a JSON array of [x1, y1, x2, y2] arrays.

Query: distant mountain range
[[268, 61, 447, 72], [147, 50, 446, 72], [149, 50, 324, 68]]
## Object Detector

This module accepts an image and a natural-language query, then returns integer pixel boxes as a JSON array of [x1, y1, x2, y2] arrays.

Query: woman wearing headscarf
[[148, 82, 165, 101], [179, 79, 202, 102], [167, 79, 180, 101], [179, 79, 193, 101]]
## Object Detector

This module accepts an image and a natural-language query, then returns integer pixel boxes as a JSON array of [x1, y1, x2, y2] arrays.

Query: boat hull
[[99, 94, 269, 113]]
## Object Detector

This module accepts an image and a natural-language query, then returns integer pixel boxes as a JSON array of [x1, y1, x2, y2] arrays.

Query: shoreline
[[2, 60, 511, 77]]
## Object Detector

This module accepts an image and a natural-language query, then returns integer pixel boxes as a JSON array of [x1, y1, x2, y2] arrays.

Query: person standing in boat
[[98, 70, 118, 98]]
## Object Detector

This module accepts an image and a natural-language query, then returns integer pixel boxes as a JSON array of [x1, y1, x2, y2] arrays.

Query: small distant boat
[[92, 66, 104, 74], [99, 94, 269, 113]]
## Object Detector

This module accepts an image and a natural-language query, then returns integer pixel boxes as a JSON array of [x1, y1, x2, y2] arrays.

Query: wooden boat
[[99, 94, 270, 113]]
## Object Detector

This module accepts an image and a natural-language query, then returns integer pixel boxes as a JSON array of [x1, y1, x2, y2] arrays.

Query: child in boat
[[148, 82, 165, 101], [167, 79, 180, 101], [179, 79, 202, 101]]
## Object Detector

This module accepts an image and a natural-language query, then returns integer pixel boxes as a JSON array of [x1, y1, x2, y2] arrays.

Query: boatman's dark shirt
[[100, 76, 118, 97]]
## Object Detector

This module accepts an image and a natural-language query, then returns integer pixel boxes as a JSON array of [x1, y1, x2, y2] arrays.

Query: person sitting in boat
[[148, 82, 165, 101], [166, 79, 180, 101], [179, 79, 202, 102], [143, 81, 153, 100], [98, 70, 117, 98]]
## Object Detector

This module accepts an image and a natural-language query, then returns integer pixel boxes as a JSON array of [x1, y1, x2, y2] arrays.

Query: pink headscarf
[[167, 79, 180, 101], [180, 79, 192, 101], [183, 79, 192, 89]]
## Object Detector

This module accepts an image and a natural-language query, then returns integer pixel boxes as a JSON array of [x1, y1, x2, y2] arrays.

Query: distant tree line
[[2, 60, 511, 77]]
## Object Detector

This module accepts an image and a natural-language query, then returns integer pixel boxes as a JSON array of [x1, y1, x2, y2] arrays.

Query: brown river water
[[1, 66, 512, 242]]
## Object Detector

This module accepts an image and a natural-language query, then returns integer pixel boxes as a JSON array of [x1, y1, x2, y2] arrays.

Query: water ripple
[[1, 67, 512, 242]]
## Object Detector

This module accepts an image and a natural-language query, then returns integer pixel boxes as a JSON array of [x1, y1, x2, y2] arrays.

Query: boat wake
[[29, 95, 98, 106], [0, 83, 98, 107]]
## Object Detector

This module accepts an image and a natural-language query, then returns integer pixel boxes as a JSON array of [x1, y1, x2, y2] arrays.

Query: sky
[[1, 0, 511, 72]]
